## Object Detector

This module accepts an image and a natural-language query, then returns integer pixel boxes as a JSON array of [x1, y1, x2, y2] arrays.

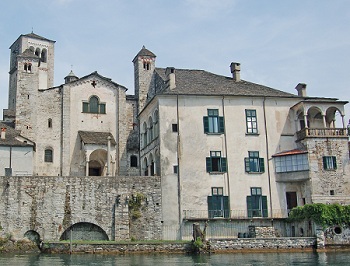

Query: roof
[[23, 32, 56, 43], [154, 68, 298, 98], [65, 71, 127, 91], [132, 46, 156, 62], [18, 48, 40, 59], [78, 131, 116, 145], [0, 123, 34, 147], [272, 149, 308, 157]]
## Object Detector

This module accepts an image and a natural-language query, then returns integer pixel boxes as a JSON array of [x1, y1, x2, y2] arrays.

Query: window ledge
[[205, 133, 223, 135], [276, 169, 309, 174], [246, 172, 264, 174], [209, 172, 226, 175], [245, 133, 259, 136]]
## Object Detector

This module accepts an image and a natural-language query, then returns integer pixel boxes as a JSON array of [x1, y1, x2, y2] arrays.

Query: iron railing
[[183, 209, 289, 220]]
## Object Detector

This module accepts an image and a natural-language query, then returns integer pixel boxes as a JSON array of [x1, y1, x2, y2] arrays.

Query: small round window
[[334, 226, 342, 235]]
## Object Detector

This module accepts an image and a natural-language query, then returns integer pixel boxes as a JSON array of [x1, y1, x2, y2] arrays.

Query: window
[[245, 151, 264, 173], [274, 154, 309, 173], [172, 123, 178, 132], [148, 117, 153, 142], [173, 165, 178, 174], [208, 187, 229, 218], [206, 151, 227, 173], [130, 155, 138, 167], [82, 95, 106, 114], [44, 149, 53, 163], [48, 118, 52, 128], [323, 156, 337, 170], [142, 122, 148, 148], [154, 110, 159, 138], [245, 109, 258, 134], [203, 109, 224, 134], [247, 187, 268, 217]]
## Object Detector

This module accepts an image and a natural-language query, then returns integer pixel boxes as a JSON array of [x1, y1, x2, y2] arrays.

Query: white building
[[0, 122, 34, 176], [135, 49, 350, 234]]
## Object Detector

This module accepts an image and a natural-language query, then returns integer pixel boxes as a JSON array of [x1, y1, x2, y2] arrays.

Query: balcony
[[296, 128, 348, 141], [183, 209, 289, 220]]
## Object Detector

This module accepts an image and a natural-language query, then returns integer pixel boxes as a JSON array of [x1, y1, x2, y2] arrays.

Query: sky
[[0, 0, 349, 126]]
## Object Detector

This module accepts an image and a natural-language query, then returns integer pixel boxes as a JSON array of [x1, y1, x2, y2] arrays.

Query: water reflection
[[1, 251, 350, 266]]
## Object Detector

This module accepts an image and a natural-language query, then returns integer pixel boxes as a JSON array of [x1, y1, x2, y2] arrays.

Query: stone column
[[303, 114, 308, 128], [322, 114, 326, 128]]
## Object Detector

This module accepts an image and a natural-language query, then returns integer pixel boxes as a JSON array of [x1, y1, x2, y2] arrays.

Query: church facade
[[2, 32, 350, 240]]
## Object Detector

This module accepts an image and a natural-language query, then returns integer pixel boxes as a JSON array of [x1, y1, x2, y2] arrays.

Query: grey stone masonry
[[0, 175, 162, 241]]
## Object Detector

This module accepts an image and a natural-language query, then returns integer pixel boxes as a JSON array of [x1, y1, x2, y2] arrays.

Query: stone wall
[[0, 175, 162, 242]]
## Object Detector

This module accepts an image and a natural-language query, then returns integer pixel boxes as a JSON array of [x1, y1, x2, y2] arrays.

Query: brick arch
[[60, 222, 109, 241]]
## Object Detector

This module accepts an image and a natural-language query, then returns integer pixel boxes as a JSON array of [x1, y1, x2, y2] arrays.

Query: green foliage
[[288, 203, 350, 228], [128, 193, 145, 220], [193, 237, 203, 249]]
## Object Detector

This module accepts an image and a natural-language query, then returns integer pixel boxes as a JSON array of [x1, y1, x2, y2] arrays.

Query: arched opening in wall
[[326, 107, 343, 128], [41, 48, 47, 62], [306, 107, 323, 128], [24, 230, 41, 245], [35, 48, 40, 57], [143, 157, 148, 176], [60, 222, 109, 241], [89, 149, 107, 176], [29, 46, 35, 53]]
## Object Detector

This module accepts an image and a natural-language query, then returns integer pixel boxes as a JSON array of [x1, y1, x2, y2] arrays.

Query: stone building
[[4, 33, 139, 176], [1, 32, 350, 241]]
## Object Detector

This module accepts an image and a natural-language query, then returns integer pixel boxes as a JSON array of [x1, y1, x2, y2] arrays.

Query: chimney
[[1, 128, 6, 139], [230, 62, 241, 81], [295, 83, 307, 97], [165, 67, 176, 90]]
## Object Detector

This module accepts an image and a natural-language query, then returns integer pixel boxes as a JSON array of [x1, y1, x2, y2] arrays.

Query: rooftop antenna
[[31, 27, 34, 33]]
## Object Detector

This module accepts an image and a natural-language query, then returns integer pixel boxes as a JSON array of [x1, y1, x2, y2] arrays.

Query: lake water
[[1, 251, 350, 265]]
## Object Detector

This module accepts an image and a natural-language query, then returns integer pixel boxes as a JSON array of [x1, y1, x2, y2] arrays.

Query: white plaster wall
[[0, 146, 33, 176]]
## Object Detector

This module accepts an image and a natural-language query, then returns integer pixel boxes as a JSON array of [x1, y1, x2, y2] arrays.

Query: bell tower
[[132, 46, 156, 113], [8, 32, 55, 112]]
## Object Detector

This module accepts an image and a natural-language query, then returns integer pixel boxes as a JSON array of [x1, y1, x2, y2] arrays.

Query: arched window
[[35, 48, 40, 57], [28, 64, 32, 72], [82, 95, 106, 114], [154, 110, 159, 138], [143, 122, 148, 147], [44, 148, 53, 162], [24, 63, 27, 71], [41, 49, 47, 62], [130, 155, 138, 167], [150, 154, 155, 176], [144, 158, 148, 176], [148, 117, 153, 142], [48, 118, 52, 128]]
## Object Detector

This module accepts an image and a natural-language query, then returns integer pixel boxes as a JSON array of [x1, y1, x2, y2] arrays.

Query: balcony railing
[[296, 128, 348, 141], [183, 209, 289, 220]]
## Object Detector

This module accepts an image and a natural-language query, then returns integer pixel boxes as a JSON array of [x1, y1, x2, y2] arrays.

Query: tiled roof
[[78, 131, 116, 145], [18, 48, 39, 59], [132, 46, 156, 62], [272, 149, 308, 157], [23, 32, 55, 43], [155, 68, 298, 98], [0, 123, 34, 147]]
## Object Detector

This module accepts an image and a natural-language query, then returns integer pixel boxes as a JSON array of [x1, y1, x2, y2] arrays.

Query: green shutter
[[247, 196, 252, 217], [262, 196, 268, 217], [223, 196, 229, 218], [245, 158, 250, 172], [219, 117, 225, 133], [221, 157, 227, 172], [82, 102, 89, 113], [100, 103, 106, 114], [333, 156, 337, 169], [203, 116, 209, 133], [206, 157, 212, 172], [259, 158, 265, 172], [208, 196, 214, 218], [323, 156, 328, 170]]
